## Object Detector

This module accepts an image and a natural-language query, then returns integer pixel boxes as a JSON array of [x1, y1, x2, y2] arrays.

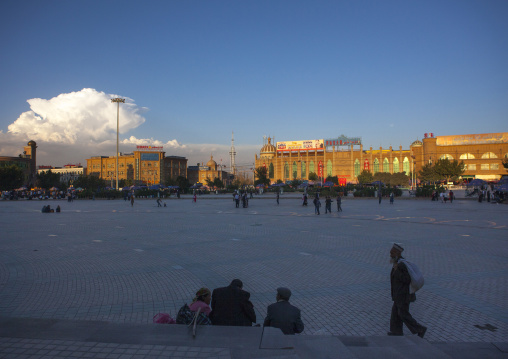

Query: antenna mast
[[229, 131, 236, 176]]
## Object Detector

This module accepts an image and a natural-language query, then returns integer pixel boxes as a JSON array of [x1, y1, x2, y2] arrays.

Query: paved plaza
[[0, 194, 507, 354]]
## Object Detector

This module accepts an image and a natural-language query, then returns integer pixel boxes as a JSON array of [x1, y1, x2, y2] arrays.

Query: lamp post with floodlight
[[111, 98, 125, 190]]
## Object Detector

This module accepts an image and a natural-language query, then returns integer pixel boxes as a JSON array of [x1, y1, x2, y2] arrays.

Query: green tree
[[176, 176, 190, 191], [357, 170, 374, 184], [503, 158, 508, 170], [325, 175, 338, 184], [73, 175, 105, 192], [418, 163, 439, 184], [205, 177, 214, 188], [213, 177, 224, 189], [254, 166, 270, 187], [433, 159, 465, 183], [0, 165, 25, 190], [36, 170, 61, 190], [308, 172, 318, 181]]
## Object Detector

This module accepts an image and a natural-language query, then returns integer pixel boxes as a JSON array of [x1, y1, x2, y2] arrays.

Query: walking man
[[313, 196, 321, 215], [336, 194, 342, 212], [388, 243, 427, 338], [276, 192, 280, 205]]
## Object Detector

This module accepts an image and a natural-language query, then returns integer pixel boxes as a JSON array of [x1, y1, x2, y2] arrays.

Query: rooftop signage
[[136, 145, 163, 151], [436, 133, 508, 146], [276, 140, 324, 152], [324, 135, 361, 146]]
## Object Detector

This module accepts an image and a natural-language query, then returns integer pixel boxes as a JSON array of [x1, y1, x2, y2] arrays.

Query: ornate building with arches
[[255, 133, 508, 184]]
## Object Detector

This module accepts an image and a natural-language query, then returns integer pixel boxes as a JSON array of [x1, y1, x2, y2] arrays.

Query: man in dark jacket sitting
[[209, 279, 256, 326], [263, 287, 304, 335]]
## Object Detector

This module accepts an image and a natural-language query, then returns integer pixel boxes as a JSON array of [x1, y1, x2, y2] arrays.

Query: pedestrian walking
[[390, 192, 394, 204], [157, 198, 162, 207], [130, 195, 134, 207], [336, 194, 342, 212], [378, 189, 382, 204], [325, 196, 332, 213], [276, 192, 280, 205], [313, 196, 321, 215], [388, 243, 427, 338]]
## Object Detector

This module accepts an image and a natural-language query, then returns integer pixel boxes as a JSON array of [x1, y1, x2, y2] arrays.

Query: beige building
[[187, 156, 230, 186], [86, 147, 187, 185], [0, 140, 37, 187], [255, 133, 508, 184], [37, 164, 85, 184]]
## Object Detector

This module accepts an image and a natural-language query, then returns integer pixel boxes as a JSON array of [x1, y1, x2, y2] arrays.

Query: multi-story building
[[86, 146, 187, 185], [0, 140, 37, 187], [37, 164, 85, 184], [255, 133, 508, 184]]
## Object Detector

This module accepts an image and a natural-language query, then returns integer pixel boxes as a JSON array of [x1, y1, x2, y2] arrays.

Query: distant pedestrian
[[337, 194, 342, 212], [313, 196, 321, 215], [449, 190, 454, 203], [276, 192, 280, 205], [157, 198, 162, 207], [130, 195, 134, 207], [235, 193, 240, 208], [325, 196, 332, 213], [390, 192, 394, 204], [388, 243, 427, 338], [193, 193, 197, 203], [378, 190, 382, 204]]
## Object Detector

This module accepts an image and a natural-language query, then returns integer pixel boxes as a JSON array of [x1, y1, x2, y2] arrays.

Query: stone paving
[[0, 194, 507, 345]]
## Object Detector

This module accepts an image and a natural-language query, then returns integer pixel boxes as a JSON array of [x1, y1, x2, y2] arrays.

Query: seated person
[[264, 287, 304, 335], [189, 287, 212, 316], [56, 205, 61, 213], [209, 279, 256, 326]]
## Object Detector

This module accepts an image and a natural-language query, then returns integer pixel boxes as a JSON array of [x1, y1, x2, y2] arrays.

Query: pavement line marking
[[115, 226, 124, 228], [93, 240, 102, 242], [58, 224, 66, 226], [48, 234, 57, 236], [134, 249, 144, 252], [230, 238, 241, 241], [461, 235, 470, 237], [300, 252, 311, 256]]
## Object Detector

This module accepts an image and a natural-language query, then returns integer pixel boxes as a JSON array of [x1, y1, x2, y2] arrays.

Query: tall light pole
[[111, 98, 125, 190]]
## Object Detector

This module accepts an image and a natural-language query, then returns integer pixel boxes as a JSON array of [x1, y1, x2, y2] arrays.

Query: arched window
[[301, 161, 306, 178], [403, 157, 409, 174], [327, 160, 333, 177], [393, 158, 400, 172], [292, 161, 298, 179], [481, 152, 498, 159], [354, 159, 360, 177], [440, 154, 454, 160], [459, 153, 475, 160], [373, 158, 380, 173], [284, 162, 289, 179], [309, 161, 315, 175], [383, 158, 389, 172], [269, 163, 274, 179]]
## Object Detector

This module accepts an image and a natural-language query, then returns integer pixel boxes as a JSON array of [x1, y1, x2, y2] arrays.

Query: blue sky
[[0, 0, 507, 170]]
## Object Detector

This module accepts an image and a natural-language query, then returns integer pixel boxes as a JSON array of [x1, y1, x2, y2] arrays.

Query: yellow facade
[[255, 133, 508, 183], [86, 151, 187, 185]]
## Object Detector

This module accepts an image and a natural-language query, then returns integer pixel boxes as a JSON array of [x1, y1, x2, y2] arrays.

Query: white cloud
[[7, 88, 146, 144]]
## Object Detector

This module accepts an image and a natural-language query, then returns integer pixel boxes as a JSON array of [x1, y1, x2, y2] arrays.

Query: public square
[[0, 194, 507, 346]]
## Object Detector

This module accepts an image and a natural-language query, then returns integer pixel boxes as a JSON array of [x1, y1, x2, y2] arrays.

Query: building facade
[[86, 147, 187, 185], [255, 133, 508, 184], [0, 140, 37, 187], [187, 155, 230, 186], [37, 164, 85, 184]]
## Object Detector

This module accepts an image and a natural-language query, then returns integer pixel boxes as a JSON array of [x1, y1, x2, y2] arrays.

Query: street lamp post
[[111, 98, 125, 191]]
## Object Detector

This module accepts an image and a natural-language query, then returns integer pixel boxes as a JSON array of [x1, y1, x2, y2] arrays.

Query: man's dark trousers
[[390, 301, 425, 335]]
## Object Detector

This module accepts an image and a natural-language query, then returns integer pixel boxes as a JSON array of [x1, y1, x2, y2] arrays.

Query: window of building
[[269, 163, 274, 179], [301, 161, 306, 178], [354, 159, 360, 177], [309, 161, 315, 175], [459, 153, 475, 159], [327, 160, 332, 177], [481, 164, 489, 170], [491, 163, 499, 170], [393, 158, 399, 172], [440, 154, 454, 160], [373, 158, 379, 173], [481, 152, 497, 159], [284, 162, 289, 179], [383, 158, 389, 173], [403, 157, 409, 174], [293, 161, 297, 179], [468, 164, 476, 170]]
